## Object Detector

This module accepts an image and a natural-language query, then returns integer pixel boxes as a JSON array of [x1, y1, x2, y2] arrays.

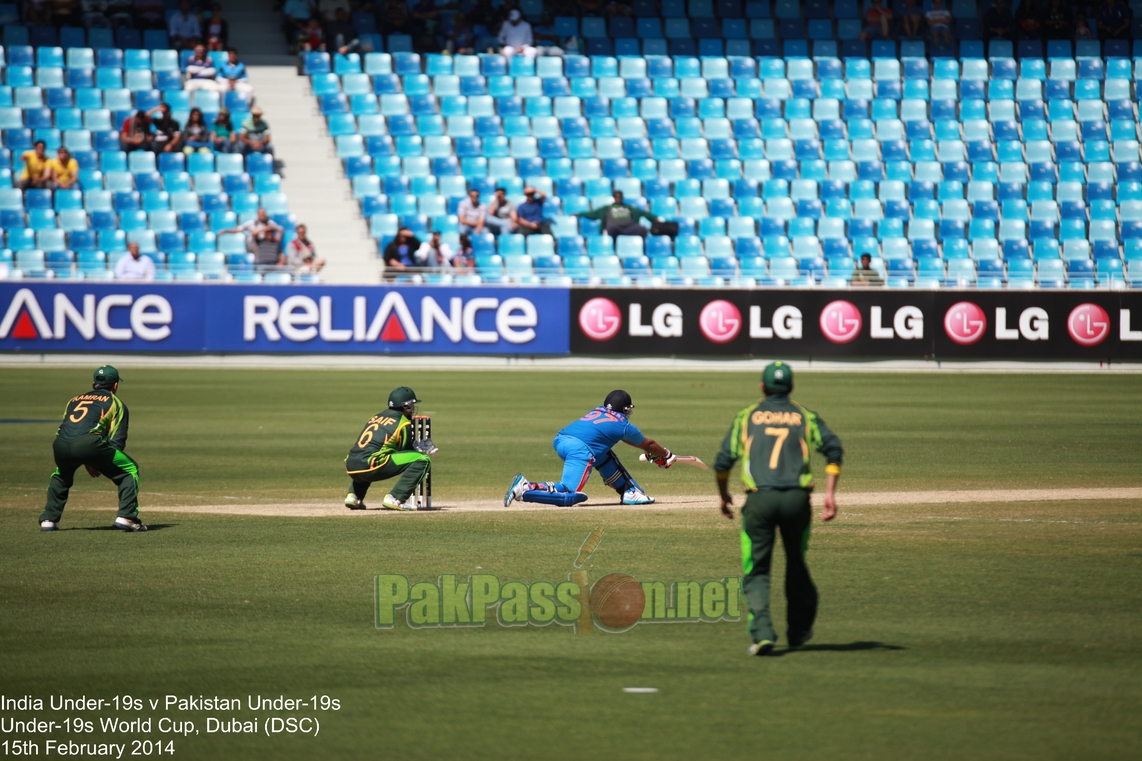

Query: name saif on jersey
[[751, 410, 803, 427]]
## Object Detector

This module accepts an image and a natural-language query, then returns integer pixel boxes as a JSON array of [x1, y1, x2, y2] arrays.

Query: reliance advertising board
[[2, 282, 1141, 359], [0, 283, 570, 355]]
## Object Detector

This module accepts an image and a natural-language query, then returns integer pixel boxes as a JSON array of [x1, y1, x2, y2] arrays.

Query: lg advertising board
[[571, 290, 1142, 359]]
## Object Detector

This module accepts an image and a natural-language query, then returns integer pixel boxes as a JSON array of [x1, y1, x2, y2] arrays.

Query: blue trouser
[[520, 435, 642, 507]]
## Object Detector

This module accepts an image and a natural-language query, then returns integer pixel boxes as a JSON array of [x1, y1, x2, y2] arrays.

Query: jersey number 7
[[764, 427, 789, 469]]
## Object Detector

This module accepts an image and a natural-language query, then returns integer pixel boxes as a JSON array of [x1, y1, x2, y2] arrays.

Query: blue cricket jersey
[[558, 407, 645, 459]]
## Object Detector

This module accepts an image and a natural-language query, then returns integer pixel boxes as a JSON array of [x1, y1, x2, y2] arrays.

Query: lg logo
[[943, 302, 988, 345], [819, 300, 862, 344], [577, 298, 684, 341], [1067, 304, 1110, 347], [698, 300, 741, 343], [579, 297, 622, 341]]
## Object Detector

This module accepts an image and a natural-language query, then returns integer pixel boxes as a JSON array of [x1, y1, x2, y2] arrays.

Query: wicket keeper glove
[[415, 438, 439, 457], [655, 450, 676, 469]]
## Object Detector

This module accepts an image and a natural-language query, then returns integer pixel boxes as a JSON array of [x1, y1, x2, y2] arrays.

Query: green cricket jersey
[[56, 389, 129, 450], [346, 409, 412, 473], [713, 394, 843, 491]]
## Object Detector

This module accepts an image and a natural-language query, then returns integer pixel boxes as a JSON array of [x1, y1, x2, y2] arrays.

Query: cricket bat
[[639, 453, 709, 470]]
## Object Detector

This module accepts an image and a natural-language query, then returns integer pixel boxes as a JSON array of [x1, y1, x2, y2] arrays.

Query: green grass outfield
[[1, 368, 1141, 759]]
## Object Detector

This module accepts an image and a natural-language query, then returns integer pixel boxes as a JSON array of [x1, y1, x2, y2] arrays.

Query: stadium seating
[[309, 33, 1142, 288], [0, 42, 301, 282]]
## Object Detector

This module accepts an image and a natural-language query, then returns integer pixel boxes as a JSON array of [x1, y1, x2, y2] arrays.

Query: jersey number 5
[[69, 400, 92, 423], [764, 427, 789, 469]]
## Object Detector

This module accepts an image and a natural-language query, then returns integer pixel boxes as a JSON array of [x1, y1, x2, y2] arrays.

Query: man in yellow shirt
[[45, 147, 79, 190], [18, 140, 50, 190]]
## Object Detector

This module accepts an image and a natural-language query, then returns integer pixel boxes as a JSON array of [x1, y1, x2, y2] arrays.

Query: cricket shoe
[[504, 473, 530, 507], [344, 493, 366, 510], [112, 516, 149, 532], [788, 628, 814, 648], [621, 487, 655, 505], [40, 520, 58, 532], [381, 494, 417, 511], [748, 640, 777, 657]]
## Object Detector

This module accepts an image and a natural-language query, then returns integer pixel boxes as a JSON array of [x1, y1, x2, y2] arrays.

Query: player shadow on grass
[[74, 524, 178, 531], [772, 641, 905, 656]]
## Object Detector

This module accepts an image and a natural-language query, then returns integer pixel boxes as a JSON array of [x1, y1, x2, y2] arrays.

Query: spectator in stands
[[984, 0, 1015, 40], [486, 187, 516, 235], [216, 48, 253, 93], [516, 186, 552, 236], [184, 44, 218, 92], [120, 110, 153, 153], [204, 3, 227, 50], [1015, 0, 1042, 40], [410, 0, 440, 52], [1097, 0, 1132, 39], [44, 147, 79, 190], [604, 0, 632, 19], [302, 17, 327, 51], [382, 228, 422, 270], [499, 10, 536, 59], [850, 254, 884, 286], [287, 224, 326, 273], [210, 108, 238, 153], [114, 242, 156, 281], [148, 103, 182, 153], [1074, 16, 1093, 39], [327, 8, 363, 54], [452, 234, 475, 273], [283, 0, 315, 48], [239, 107, 273, 155], [458, 189, 489, 236], [925, 0, 954, 47], [379, 0, 411, 38], [1043, 0, 1073, 38], [318, 0, 350, 21], [134, 0, 166, 29], [416, 231, 454, 270], [222, 208, 285, 267], [169, 0, 201, 49], [576, 191, 658, 238], [860, 0, 893, 41], [445, 14, 476, 55], [80, 0, 112, 28], [182, 108, 212, 153], [900, 0, 924, 39], [106, 0, 136, 28], [17, 140, 50, 191]]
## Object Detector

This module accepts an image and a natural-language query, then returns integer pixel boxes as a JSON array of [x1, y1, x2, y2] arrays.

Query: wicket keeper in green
[[39, 365, 147, 532], [714, 362, 843, 656], [344, 387, 435, 512]]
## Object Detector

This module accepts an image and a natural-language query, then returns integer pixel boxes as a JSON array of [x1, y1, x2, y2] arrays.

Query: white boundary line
[[67, 487, 1142, 518], [1, 354, 1140, 373]]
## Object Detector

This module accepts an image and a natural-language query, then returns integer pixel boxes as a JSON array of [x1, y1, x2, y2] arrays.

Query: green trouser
[[740, 488, 817, 645], [347, 450, 431, 502], [40, 433, 140, 523]]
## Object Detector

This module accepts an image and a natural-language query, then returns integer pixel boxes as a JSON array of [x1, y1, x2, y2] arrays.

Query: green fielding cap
[[762, 361, 793, 393], [388, 386, 421, 409], [93, 365, 120, 385]]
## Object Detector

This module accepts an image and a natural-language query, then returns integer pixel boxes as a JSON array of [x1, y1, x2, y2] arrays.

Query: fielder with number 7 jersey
[[344, 386, 434, 512], [714, 361, 843, 656], [39, 365, 146, 532]]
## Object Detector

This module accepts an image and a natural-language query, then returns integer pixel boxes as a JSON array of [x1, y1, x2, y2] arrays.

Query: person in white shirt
[[415, 231, 454, 270], [114, 242, 156, 281], [184, 44, 218, 92], [169, 0, 201, 49], [457, 189, 488, 236], [499, 10, 536, 59]]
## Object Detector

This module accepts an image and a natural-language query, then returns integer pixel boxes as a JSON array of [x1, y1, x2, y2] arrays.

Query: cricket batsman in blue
[[504, 390, 677, 507]]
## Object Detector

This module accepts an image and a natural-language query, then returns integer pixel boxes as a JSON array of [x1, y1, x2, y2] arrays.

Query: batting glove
[[655, 450, 676, 469]]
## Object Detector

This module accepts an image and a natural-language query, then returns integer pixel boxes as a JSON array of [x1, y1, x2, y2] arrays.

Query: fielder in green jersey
[[344, 386, 435, 512], [714, 361, 843, 655], [40, 365, 147, 532]]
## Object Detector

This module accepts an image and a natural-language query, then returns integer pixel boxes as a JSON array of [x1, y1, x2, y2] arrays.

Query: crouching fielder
[[504, 390, 676, 507], [344, 386, 434, 512]]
